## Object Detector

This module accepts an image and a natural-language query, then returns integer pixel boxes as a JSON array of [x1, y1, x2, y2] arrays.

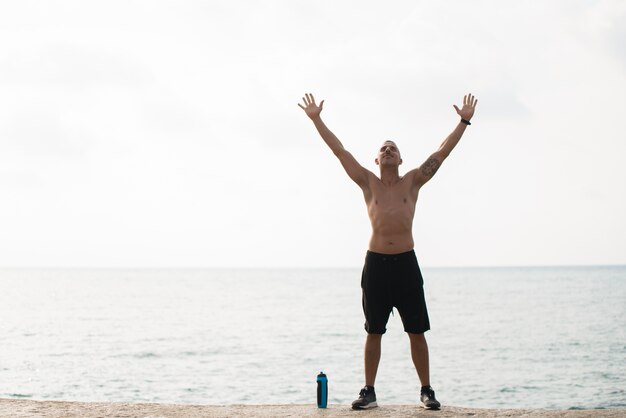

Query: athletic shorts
[[361, 250, 430, 334]]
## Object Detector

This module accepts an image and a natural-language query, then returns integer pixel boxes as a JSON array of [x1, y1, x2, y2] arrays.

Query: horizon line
[[1, 263, 625, 270]]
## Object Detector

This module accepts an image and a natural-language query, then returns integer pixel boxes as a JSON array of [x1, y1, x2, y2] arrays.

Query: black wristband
[[461, 119, 471, 125]]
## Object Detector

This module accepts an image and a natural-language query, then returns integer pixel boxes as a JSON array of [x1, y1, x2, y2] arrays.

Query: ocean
[[0, 266, 624, 410]]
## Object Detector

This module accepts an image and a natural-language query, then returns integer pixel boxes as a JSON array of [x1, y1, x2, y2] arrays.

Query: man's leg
[[410, 332, 441, 409], [364, 333, 383, 386], [408, 332, 430, 386], [354, 251, 388, 409], [352, 333, 382, 409]]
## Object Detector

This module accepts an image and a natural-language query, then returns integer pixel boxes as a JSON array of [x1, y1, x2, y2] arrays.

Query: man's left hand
[[453, 93, 477, 121]]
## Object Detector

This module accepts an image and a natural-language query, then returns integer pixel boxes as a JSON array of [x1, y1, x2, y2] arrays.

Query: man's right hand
[[298, 93, 324, 119]]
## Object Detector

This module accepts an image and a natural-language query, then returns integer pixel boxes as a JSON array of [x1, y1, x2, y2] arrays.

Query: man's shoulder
[[402, 169, 421, 181], [401, 169, 426, 190], [361, 170, 380, 185]]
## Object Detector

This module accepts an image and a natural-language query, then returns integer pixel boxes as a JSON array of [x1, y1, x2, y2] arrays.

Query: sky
[[0, 1, 625, 268]]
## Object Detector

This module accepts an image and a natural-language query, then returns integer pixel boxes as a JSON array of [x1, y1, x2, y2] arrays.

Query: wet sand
[[0, 398, 623, 417]]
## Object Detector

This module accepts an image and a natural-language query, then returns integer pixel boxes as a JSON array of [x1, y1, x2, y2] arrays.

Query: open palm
[[298, 93, 324, 119], [453, 94, 477, 121]]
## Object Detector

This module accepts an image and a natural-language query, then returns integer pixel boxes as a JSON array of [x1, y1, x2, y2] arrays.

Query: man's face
[[375, 141, 402, 166]]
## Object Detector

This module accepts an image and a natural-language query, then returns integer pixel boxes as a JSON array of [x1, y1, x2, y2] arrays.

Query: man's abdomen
[[368, 231, 414, 254]]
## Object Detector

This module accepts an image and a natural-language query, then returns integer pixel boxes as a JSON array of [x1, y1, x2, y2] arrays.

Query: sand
[[0, 399, 623, 418]]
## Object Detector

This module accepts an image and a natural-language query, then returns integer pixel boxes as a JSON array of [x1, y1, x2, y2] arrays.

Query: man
[[298, 92, 477, 410]]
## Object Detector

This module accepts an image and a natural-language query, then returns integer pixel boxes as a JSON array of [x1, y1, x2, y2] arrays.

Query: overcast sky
[[1, 1, 624, 268]]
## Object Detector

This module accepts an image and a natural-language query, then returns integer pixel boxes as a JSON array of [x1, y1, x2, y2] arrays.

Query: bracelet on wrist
[[461, 119, 471, 125]]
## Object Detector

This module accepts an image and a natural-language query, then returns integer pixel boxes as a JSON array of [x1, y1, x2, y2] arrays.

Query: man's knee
[[365, 333, 383, 349], [407, 332, 427, 345], [367, 333, 383, 341]]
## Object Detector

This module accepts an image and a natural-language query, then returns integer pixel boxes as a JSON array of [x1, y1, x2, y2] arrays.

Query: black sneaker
[[420, 386, 441, 410], [351, 385, 378, 410]]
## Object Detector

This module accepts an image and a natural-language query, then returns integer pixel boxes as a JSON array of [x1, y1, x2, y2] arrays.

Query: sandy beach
[[0, 399, 623, 418]]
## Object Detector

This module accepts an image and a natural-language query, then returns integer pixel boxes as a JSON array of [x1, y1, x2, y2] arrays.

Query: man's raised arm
[[412, 93, 478, 187], [298, 93, 369, 188]]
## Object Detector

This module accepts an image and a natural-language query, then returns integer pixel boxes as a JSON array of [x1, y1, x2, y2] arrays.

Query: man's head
[[375, 140, 402, 167]]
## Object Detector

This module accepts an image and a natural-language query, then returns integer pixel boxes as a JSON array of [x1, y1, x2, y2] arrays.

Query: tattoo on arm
[[420, 157, 441, 178]]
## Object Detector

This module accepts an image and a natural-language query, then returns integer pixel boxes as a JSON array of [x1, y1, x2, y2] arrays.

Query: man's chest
[[367, 186, 418, 213]]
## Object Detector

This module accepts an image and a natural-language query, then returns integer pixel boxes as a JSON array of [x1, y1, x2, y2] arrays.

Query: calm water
[[0, 266, 624, 409]]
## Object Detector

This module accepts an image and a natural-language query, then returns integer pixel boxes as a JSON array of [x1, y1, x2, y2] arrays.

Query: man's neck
[[379, 166, 401, 186]]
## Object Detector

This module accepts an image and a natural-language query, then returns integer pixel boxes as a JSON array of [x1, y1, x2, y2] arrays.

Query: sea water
[[0, 266, 624, 409]]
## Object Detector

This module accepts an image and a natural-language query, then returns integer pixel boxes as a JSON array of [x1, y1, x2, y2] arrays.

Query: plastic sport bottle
[[316, 371, 328, 408]]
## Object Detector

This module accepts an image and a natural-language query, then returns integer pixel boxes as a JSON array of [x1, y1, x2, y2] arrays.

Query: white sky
[[1, 1, 625, 268]]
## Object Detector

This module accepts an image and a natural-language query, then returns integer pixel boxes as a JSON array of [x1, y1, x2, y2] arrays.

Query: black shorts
[[361, 250, 430, 334]]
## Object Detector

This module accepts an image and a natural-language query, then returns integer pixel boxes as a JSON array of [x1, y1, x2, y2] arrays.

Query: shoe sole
[[352, 402, 378, 410], [420, 402, 441, 410]]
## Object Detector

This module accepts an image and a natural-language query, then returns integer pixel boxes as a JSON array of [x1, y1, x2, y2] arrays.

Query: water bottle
[[316, 371, 328, 408]]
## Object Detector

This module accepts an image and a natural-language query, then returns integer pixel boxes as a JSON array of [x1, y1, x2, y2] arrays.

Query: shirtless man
[[298, 92, 477, 410]]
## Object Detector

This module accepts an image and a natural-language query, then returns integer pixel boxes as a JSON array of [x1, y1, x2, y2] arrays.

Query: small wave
[[7, 394, 32, 398], [134, 352, 159, 359], [49, 352, 71, 357], [108, 352, 161, 359]]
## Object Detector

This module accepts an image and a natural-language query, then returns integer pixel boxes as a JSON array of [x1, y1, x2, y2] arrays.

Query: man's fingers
[[457, 93, 477, 113], [299, 93, 323, 111], [300, 93, 323, 108]]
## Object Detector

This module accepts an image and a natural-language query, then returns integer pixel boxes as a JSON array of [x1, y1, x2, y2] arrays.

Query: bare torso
[[363, 172, 420, 254]]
